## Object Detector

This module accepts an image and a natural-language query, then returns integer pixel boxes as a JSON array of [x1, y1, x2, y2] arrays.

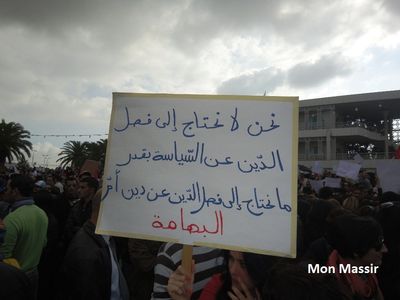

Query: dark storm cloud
[[287, 54, 352, 88], [217, 68, 284, 95]]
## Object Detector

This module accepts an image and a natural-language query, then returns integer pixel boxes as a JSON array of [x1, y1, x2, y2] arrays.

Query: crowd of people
[[0, 166, 399, 300]]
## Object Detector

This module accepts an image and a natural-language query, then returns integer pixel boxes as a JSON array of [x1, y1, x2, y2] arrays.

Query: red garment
[[198, 274, 223, 300], [395, 146, 400, 159], [327, 250, 379, 299]]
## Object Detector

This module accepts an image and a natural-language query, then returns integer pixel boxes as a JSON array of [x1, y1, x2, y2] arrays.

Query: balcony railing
[[299, 152, 396, 161], [300, 121, 385, 134]]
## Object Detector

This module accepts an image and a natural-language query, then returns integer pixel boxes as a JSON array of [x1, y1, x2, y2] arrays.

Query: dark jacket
[[63, 200, 92, 245], [59, 220, 111, 300], [0, 262, 33, 300]]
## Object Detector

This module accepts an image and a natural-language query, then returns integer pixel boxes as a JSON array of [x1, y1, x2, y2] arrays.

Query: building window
[[310, 141, 318, 154], [393, 119, 400, 143], [309, 110, 317, 129]]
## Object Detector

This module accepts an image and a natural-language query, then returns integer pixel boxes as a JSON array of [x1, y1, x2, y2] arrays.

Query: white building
[[299, 90, 400, 169]]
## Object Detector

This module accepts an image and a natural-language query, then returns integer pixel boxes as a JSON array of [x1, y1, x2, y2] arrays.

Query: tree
[[86, 139, 107, 166], [0, 119, 32, 170], [57, 141, 89, 169]]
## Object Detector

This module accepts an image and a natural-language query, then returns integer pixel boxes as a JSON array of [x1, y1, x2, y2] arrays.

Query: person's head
[[65, 177, 79, 199], [218, 251, 274, 298], [79, 171, 92, 181], [79, 176, 99, 202], [327, 215, 387, 266], [229, 251, 255, 291], [342, 196, 360, 212], [351, 187, 362, 199], [4, 174, 34, 203], [377, 203, 400, 257], [381, 191, 400, 204], [318, 187, 333, 200], [46, 174, 54, 187]]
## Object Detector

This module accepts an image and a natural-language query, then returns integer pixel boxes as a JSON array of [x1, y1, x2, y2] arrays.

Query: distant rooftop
[[300, 90, 400, 120]]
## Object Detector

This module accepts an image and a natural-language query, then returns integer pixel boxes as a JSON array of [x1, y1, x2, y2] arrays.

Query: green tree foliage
[[0, 119, 32, 170], [57, 141, 89, 169], [57, 139, 107, 169], [86, 139, 107, 166]]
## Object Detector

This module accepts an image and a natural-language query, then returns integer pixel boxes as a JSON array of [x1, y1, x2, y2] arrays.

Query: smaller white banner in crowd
[[335, 160, 361, 181], [376, 160, 400, 193], [353, 153, 364, 165]]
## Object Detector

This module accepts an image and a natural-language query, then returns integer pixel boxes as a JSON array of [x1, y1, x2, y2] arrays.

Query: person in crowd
[[56, 176, 80, 237], [381, 191, 400, 204], [152, 243, 224, 299], [33, 183, 60, 300], [45, 173, 61, 195], [64, 176, 98, 244], [125, 238, 162, 299], [167, 250, 273, 300], [79, 170, 92, 181], [358, 171, 372, 190], [0, 174, 48, 299], [318, 187, 341, 207], [326, 214, 387, 300], [303, 207, 351, 266], [262, 262, 351, 300], [53, 173, 64, 194], [59, 189, 129, 300], [302, 199, 339, 250], [0, 261, 34, 300], [342, 187, 362, 212], [377, 203, 400, 300]]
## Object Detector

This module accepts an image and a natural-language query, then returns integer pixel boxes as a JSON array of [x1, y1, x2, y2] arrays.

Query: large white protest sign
[[376, 160, 400, 193], [96, 93, 298, 257], [335, 160, 361, 181]]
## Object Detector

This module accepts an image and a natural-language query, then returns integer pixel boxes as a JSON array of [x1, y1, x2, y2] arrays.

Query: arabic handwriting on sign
[[230, 107, 239, 132], [116, 149, 152, 167], [146, 188, 171, 202], [275, 187, 291, 212], [151, 215, 178, 230], [193, 111, 224, 129], [151, 208, 224, 236], [155, 109, 178, 131], [114, 106, 153, 132], [113, 106, 131, 132], [242, 188, 276, 216], [102, 169, 121, 201], [114, 107, 180, 133], [181, 120, 195, 138], [247, 113, 280, 136], [236, 150, 284, 173]]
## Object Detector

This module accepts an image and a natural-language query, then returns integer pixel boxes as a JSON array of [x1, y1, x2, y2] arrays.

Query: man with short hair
[[60, 190, 129, 300], [64, 176, 99, 244], [0, 174, 48, 299]]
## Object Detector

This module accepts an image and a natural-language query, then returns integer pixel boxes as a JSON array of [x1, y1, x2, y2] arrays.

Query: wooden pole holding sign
[[182, 245, 193, 274]]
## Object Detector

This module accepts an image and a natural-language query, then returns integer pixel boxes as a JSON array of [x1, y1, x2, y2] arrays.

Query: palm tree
[[0, 119, 32, 170], [86, 139, 107, 162], [57, 141, 89, 169]]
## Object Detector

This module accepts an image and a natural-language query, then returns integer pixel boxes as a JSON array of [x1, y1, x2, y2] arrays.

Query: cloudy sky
[[1, 0, 400, 167]]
